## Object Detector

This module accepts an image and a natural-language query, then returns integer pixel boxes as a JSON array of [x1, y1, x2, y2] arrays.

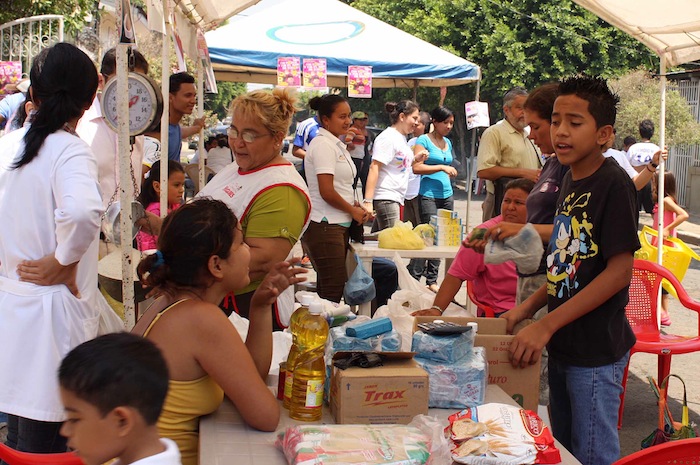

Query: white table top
[[352, 241, 460, 259], [199, 384, 582, 465]]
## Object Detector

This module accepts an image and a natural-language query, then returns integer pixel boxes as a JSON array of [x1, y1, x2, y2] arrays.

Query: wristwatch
[[362, 199, 373, 204], [650, 161, 659, 168]]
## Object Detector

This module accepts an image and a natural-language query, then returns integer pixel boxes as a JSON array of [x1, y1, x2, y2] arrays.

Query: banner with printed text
[[348, 66, 372, 98], [303, 58, 327, 90], [277, 57, 301, 87], [0, 62, 22, 99]]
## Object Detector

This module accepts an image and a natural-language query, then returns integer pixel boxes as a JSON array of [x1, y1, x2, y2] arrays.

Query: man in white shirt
[[627, 119, 659, 213]]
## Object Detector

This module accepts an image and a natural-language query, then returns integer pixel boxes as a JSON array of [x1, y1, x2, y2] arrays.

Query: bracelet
[[430, 305, 444, 314], [651, 161, 659, 168], [362, 199, 373, 204], [647, 164, 656, 173]]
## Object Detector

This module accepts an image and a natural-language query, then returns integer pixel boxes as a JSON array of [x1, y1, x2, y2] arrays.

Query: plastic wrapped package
[[328, 326, 402, 353], [276, 424, 432, 465], [415, 347, 487, 409], [411, 330, 475, 363], [447, 402, 561, 465], [378, 221, 426, 249]]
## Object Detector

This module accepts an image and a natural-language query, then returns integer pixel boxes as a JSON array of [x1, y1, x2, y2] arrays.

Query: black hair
[[170, 72, 195, 95], [385, 100, 420, 125], [524, 83, 559, 122], [138, 160, 185, 206], [505, 178, 535, 195], [14, 43, 98, 169], [310, 94, 348, 128], [558, 75, 619, 128], [623, 136, 637, 147], [100, 47, 149, 77], [430, 106, 454, 123], [137, 198, 237, 292], [11, 93, 31, 130], [653, 170, 678, 203], [59, 333, 169, 425], [639, 119, 655, 139]]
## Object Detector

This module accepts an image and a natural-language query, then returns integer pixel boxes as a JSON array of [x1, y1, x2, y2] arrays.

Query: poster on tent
[[119, 0, 136, 44], [170, 12, 187, 73], [0, 61, 22, 99], [464, 101, 490, 130], [348, 66, 372, 98], [146, 0, 165, 33], [303, 58, 327, 90], [196, 29, 218, 94], [277, 57, 301, 87]]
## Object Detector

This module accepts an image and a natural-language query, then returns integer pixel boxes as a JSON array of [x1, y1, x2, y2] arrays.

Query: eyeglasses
[[227, 127, 273, 143]]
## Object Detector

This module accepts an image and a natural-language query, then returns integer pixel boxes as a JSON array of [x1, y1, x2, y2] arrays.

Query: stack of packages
[[430, 208, 465, 246], [411, 323, 487, 409], [324, 317, 402, 401]]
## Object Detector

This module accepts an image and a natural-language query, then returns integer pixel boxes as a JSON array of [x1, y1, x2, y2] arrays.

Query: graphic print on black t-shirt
[[546, 191, 599, 299]]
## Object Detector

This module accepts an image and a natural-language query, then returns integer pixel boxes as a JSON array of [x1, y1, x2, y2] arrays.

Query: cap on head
[[352, 111, 368, 120]]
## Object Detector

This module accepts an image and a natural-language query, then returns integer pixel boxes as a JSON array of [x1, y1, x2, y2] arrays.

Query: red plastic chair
[[618, 259, 700, 429], [0, 443, 83, 465], [466, 280, 496, 317], [612, 437, 700, 464]]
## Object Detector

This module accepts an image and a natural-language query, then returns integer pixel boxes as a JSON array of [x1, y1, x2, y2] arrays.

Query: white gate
[[0, 15, 64, 74]]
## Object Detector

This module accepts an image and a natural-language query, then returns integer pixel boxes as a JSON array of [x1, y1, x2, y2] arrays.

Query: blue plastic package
[[411, 329, 474, 363]]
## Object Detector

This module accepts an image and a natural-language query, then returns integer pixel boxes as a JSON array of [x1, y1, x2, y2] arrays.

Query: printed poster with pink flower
[[277, 57, 301, 87], [0, 62, 22, 99], [303, 58, 327, 90], [348, 66, 372, 98]]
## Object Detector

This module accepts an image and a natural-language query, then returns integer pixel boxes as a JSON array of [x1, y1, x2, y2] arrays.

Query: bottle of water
[[283, 295, 313, 409], [289, 301, 329, 421]]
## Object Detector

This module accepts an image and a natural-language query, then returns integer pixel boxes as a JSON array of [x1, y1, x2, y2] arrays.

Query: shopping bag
[[343, 252, 376, 305], [641, 374, 698, 449]]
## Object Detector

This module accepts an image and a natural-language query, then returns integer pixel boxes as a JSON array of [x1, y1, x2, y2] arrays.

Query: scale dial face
[[102, 72, 163, 136]]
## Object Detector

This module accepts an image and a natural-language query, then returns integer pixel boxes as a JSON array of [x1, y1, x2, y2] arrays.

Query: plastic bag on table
[[415, 347, 487, 409], [378, 221, 426, 249], [409, 415, 452, 465], [275, 424, 432, 464], [413, 223, 436, 247], [484, 223, 543, 275]]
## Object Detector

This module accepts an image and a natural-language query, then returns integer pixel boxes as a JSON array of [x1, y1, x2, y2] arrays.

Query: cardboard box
[[330, 352, 429, 424], [413, 316, 541, 411]]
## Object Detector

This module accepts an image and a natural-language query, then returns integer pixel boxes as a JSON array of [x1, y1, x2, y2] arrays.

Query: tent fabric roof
[[205, 0, 480, 88], [573, 0, 700, 67], [174, 0, 260, 32]]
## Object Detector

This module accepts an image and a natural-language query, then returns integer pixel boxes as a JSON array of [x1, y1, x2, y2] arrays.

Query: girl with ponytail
[[0, 42, 102, 454]]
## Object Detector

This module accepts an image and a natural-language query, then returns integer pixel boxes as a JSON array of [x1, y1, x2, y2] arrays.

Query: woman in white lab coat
[[0, 43, 102, 455]]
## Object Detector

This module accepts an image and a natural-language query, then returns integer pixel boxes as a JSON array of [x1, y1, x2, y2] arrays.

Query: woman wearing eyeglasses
[[198, 88, 311, 330]]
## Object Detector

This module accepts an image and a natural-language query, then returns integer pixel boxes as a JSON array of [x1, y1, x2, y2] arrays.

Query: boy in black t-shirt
[[501, 76, 640, 465]]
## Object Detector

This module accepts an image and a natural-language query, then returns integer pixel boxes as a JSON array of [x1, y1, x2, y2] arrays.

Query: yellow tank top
[[143, 300, 224, 465]]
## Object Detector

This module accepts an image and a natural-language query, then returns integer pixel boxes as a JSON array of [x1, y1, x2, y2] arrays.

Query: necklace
[[62, 123, 78, 137], [430, 132, 447, 151]]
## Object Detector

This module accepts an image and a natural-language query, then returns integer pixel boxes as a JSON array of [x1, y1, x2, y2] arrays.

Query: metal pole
[[116, 43, 135, 328], [197, 61, 205, 190], [160, 1, 171, 218], [466, 77, 481, 232], [656, 56, 667, 327]]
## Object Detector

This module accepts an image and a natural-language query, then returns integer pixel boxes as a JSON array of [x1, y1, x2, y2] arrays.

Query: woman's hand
[[413, 149, 429, 164], [411, 308, 442, 317], [462, 236, 488, 254], [17, 254, 80, 297], [250, 258, 308, 308], [485, 222, 524, 242], [353, 202, 373, 223], [443, 165, 458, 178]]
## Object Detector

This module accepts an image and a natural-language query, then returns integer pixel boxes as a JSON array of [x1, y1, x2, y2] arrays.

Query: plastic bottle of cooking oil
[[283, 295, 313, 409], [289, 301, 328, 421]]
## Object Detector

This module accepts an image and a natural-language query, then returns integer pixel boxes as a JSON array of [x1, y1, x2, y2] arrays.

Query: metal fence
[[668, 79, 700, 207], [0, 15, 63, 74]]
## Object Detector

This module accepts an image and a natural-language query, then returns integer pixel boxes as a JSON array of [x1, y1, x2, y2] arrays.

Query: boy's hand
[[499, 305, 530, 334], [411, 308, 442, 317], [508, 320, 551, 368], [651, 147, 668, 166]]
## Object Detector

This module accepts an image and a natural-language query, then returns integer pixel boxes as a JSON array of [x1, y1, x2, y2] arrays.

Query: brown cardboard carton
[[413, 316, 540, 411], [330, 352, 429, 424]]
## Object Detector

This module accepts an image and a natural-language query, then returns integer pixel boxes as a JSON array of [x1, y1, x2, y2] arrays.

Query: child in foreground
[[59, 332, 180, 465], [501, 76, 640, 465]]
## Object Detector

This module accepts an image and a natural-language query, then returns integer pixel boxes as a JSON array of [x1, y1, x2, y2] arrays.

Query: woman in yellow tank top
[[132, 199, 306, 465]]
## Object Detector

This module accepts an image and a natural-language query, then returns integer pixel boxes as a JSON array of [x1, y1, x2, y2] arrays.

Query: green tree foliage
[[0, 0, 95, 35], [204, 81, 247, 121], [611, 70, 700, 146]]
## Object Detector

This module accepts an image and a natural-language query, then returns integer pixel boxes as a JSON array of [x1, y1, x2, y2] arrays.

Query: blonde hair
[[229, 87, 298, 136]]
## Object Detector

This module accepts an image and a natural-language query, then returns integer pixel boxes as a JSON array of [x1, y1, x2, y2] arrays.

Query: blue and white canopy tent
[[205, 0, 480, 88]]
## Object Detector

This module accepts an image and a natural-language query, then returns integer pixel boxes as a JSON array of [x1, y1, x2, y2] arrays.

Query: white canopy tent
[[573, 0, 700, 316], [206, 0, 480, 88]]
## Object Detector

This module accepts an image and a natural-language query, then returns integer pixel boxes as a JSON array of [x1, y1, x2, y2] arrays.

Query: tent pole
[[160, 1, 171, 220], [656, 56, 667, 327], [465, 78, 481, 232], [412, 80, 418, 101], [197, 61, 205, 191]]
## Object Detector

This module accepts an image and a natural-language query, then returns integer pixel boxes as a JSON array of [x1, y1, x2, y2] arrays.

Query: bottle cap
[[309, 301, 324, 315], [299, 294, 314, 306]]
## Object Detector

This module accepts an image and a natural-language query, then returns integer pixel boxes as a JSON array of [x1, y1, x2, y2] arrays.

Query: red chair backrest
[[466, 280, 496, 317], [626, 262, 664, 337], [0, 443, 83, 465], [613, 437, 700, 464]]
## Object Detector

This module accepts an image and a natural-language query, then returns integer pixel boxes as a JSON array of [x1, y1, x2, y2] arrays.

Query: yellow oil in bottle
[[283, 297, 312, 409]]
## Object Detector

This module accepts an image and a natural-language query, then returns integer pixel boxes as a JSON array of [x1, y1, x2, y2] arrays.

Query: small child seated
[[58, 333, 180, 465]]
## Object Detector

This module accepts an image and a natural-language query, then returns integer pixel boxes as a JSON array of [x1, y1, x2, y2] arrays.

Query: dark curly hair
[[137, 198, 238, 292]]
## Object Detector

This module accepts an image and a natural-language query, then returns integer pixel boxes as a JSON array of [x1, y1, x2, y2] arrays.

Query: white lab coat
[[0, 127, 105, 421]]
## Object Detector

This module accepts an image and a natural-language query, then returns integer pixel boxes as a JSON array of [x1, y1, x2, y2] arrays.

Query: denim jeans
[[372, 200, 400, 232], [548, 352, 630, 465], [1, 414, 66, 464], [407, 196, 453, 285], [301, 221, 349, 303]]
